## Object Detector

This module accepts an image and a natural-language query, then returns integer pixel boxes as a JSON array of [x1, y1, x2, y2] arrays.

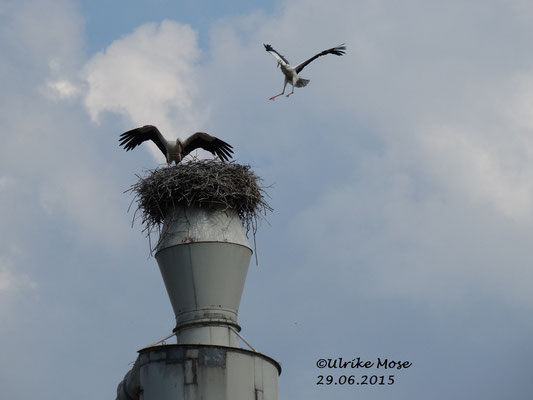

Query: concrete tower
[[116, 163, 280, 400]]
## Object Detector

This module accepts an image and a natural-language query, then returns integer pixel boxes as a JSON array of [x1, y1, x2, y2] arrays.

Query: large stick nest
[[127, 160, 273, 242]]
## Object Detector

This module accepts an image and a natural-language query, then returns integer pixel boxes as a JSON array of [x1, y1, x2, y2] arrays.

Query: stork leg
[[269, 81, 287, 100], [286, 85, 295, 97]]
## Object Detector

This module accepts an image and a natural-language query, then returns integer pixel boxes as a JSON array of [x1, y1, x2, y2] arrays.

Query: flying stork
[[119, 125, 233, 165], [264, 43, 346, 100]]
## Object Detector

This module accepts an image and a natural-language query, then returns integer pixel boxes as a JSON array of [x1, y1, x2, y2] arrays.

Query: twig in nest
[[126, 159, 273, 256]]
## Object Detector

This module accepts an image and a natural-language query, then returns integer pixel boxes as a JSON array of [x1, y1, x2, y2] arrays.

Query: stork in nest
[[119, 125, 233, 165]]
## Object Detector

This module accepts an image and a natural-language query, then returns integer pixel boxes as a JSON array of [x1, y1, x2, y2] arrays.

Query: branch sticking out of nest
[[126, 159, 273, 251]]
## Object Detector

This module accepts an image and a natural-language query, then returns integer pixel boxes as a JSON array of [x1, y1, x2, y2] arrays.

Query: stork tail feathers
[[296, 78, 310, 88]]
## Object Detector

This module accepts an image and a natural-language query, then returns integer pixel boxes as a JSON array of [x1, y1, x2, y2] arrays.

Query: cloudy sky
[[1, 0, 533, 398]]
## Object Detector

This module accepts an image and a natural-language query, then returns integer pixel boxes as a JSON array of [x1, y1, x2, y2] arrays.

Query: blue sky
[[79, 0, 277, 53], [1, 0, 533, 399]]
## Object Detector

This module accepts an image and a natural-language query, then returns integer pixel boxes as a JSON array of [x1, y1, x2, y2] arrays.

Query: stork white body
[[163, 139, 184, 164], [277, 62, 310, 98]]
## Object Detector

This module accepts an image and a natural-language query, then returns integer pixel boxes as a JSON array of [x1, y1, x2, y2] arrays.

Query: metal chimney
[[155, 206, 251, 346], [116, 162, 280, 400]]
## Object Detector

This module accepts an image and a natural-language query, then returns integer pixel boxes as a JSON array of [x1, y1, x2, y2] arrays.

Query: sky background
[[1, 0, 533, 398]]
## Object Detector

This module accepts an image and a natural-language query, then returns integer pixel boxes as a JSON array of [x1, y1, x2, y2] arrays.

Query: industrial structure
[[116, 163, 280, 400]]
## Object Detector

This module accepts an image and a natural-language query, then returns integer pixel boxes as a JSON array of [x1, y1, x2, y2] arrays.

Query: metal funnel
[[154, 206, 252, 347]]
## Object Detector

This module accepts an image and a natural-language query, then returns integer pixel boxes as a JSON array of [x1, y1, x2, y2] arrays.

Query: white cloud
[[419, 124, 533, 221], [5, 0, 84, 71], [0, 258, 37, 294], [194, 0, 533, 311], [291, 0, 533, 223], [287, 165, 533, 310], [0, 245, 37, 299], [82, 21, 205, 141], [45, 79, 80, 99], [0, 175, 15, 191], [0, 0, 127, 247], [505, 73, 533, 132]]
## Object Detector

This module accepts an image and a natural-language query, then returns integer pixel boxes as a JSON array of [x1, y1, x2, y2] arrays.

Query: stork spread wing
[[181, 132, 234, 162], [294, 44, 346, 73], [119, 125, 167, 156], [264, 44, 290, 65]]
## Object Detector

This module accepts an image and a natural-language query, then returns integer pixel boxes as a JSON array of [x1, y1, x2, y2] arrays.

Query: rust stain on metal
[[181, 236, 196, 243]]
